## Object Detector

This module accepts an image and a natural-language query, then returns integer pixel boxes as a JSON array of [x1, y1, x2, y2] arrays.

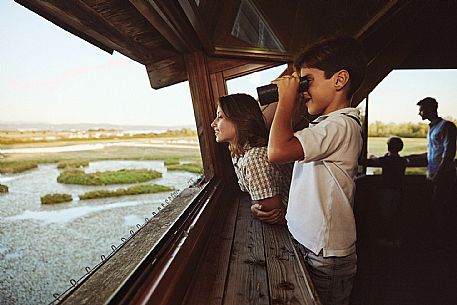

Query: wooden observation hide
[[14, 1, 457, 304]]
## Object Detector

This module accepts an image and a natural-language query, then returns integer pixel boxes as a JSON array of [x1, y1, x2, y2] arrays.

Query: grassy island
[[0, 161, 38, 174], [79, 184, 174, 200], [166, 162, 203, 174], [0, 184, 8, 193], [57, 160, 89, 169], [57, 168, 162, 185], [163, 158, 202, 173], [41, 193, 72, 204]]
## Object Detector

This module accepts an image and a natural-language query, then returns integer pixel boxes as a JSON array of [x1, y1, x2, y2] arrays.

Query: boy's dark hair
[[387, 136, 404, 153], [294, 36, 367, 98], [417, 97, 438, 111], [218, 93, 268, 157]]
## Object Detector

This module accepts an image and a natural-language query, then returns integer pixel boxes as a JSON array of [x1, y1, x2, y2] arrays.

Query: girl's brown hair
[[218, 93, 268, 157]]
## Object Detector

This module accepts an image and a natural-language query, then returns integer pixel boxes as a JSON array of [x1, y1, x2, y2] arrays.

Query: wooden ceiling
[[15, 0, 457, 103]]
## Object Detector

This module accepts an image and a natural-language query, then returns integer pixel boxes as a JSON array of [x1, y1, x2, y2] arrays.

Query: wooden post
[[185, 51, 230, 180]]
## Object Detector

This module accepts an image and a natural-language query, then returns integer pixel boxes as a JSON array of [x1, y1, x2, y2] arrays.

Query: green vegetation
[[368, 117, 457, 138], [166, 162, 203, 174], [57, 160, 89, 169], [0, 184, 8, 193], [367, 137, 428, 157], [405, 168, 427, 175], [79, 184, 174, 200], [0, 161, 38, 174], [0, 128, 197, 145], [163, 158, 203, 173], [155, 128, 197, 138], [57, 168, 162, 185], [163, 158, 180, 166], [41, 193, 72, 204], [367, 137, 431, 176]]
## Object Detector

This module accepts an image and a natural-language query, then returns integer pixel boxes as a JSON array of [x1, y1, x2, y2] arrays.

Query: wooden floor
[[183, 192, 320, 305]]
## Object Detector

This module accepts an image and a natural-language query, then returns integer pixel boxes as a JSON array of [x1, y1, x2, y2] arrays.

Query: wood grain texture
[[182, 188, 241, 305], [185, 51, 223, 179], [263, 223, 319, 305], [223, 194, 269, 305]]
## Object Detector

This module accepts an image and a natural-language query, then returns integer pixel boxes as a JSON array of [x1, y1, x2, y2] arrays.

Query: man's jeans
[[295, 242, 357, 305]]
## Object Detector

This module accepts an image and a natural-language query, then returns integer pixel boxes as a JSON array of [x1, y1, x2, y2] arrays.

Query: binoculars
[[257, 77, 309, 106]]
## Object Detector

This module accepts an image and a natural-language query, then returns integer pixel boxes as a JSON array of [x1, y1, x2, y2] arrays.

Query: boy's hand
[[251, 203, 286, 224], [272, 72, 301, 106], [268, 71, 304, 164]]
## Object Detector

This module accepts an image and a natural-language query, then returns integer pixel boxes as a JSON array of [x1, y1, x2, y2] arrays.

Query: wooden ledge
[[183, 192, 320, 305]]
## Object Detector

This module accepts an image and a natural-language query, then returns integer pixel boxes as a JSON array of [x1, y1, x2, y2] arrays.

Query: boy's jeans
[[295, 241, 357, 305]]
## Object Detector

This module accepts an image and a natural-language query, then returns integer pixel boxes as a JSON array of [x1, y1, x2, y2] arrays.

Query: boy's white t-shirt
[[286, 107, 362, 257]]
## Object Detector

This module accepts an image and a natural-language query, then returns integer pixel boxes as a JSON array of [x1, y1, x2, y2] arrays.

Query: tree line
[[368, 117, 457, 138]]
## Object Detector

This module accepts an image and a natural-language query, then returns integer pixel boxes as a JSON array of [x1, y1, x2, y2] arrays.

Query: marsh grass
[[79, 184, 174, 200], [41, 193, 72, 204], [0, 161, 38, 174], [166, 163, 203, 174], [0, 184, 8, 193], [57, 168, 162, 185], [57, 160, 89, 169], [163, 158, 180, 166]]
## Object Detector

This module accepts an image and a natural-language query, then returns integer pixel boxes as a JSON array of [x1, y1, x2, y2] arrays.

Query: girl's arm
[[250, 195, 285, 224]]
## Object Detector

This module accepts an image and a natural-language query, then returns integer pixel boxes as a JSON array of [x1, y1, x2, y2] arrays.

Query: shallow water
[[0, 160, 199, 305]]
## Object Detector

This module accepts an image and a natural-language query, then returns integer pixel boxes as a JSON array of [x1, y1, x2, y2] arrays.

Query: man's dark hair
[[294, 36, 367, 98], [417, 97, 438, 111]]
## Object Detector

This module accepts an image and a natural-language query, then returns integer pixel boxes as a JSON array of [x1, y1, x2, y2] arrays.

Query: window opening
[[0, 3, 203, 304], [366, 69, 457, 175]]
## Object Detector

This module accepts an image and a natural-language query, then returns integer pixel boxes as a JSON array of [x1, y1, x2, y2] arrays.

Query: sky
[[1, 1, 456, 127]]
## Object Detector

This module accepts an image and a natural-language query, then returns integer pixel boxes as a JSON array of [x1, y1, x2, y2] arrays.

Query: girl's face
[[211, 105, 236, 144]]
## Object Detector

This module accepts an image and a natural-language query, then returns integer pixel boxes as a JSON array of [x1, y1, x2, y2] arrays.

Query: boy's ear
[[333, 69, 350, 91]]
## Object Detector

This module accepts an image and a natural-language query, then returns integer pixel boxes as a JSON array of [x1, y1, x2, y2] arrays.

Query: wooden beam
[[207, 57, 280, 78], [214, 46, 291, 62], [15, 0, 114, 54], [185, 51, 226, 179], [355, 0, 404, 41], [146, 55, 187, 89], [177, 0, 214, 54], [137, 0, 201, 52], [352, 5, 430, 107], [17, 0, 154, 63], [129, 0, 189, 53]]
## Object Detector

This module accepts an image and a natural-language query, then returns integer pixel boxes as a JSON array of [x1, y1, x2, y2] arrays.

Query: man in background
[[409, 97, 456, 239]]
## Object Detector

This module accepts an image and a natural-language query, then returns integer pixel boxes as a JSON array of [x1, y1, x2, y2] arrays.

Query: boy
[[267, 36, 367, 305], [367, 137, 408, 244], [368, 136, 408, 187]]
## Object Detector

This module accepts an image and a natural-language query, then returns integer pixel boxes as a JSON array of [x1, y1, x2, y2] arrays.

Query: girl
[[211, 93, 291, 224]]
